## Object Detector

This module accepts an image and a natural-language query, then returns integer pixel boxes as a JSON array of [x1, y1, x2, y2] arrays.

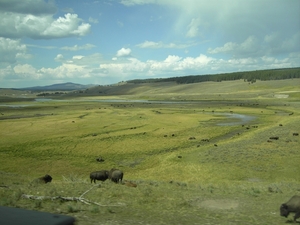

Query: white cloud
[[55, 54, 64, 62], [88, 17, 99, 24], [121, 0, 300, 43], [120, 0, 156, 6], [186, 18, 208, 38], [73, 55, 84, 60], [100, 54, 214, 78], [0, 13, 91, 39], [0, 65, 12, 80], [13, 64, 41, 78], [42, 13, 91, 38], [61, 44, 96, 51], [40, 63, 88, 79], [54, 53, 103, 66], [1, 51, 299, 87], [0, 1, 91, 40], [240, 36, 259, 52], [98, 51, 300, 82], [263, 32, 300, 55], [136, 41, 195, 49], [209, 32, 300, 58], [164, 55, 182, 63], [116, 48, 132, 57], [208, 42, 237, 54], [264, 33, 279, 45], [208, 36, 260, 57], [1, 0, 299, 88], [0, 38, 27, 64], [281, 32, 300, 52], [26, 44, 57, 50], [136, 41, 163, 48]]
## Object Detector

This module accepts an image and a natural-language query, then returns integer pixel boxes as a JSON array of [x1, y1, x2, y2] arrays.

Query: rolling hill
[[17, 82, 96, 91]]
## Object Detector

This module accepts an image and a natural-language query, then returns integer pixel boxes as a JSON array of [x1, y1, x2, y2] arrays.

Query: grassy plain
[[0, 79, 300, 224]]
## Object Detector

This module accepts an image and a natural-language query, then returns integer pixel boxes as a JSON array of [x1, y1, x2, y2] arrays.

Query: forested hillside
[[127, 67, 300, 84]]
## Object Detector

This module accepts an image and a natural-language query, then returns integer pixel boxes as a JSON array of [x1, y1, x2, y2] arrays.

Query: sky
[[0, 0, 299, 88]]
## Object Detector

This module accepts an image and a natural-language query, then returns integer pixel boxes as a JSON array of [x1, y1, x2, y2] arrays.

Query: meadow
[[0, 79, 299, 224]]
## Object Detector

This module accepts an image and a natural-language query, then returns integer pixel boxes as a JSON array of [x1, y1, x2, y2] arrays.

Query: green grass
[[0, 79, 300, 224]]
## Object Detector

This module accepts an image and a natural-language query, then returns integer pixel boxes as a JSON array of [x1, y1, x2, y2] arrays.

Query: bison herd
[[33, 168, 124, 185], [34, 171, 299, 222], [90, 168, 123, 184]]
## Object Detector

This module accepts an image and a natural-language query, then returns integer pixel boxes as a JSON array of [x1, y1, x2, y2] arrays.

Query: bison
[[96, 156, 105, 162], [34, 174, 52, 184], [90, 170, 109, 183], [108, 168, 123, 183], [280, 195, 300, 222]]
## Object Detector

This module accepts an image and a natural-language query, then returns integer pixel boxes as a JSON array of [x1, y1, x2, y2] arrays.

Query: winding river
[[0, 98, 256, 125], [215, 113, 256, 126]]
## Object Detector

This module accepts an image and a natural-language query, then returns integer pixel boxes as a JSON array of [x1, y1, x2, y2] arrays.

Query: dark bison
[[280, 195, 300, 222], [35, 174, 52, 184], [96, 156, 105, 162], [90, 170, 109, 183], [108, 168, 123, 183]]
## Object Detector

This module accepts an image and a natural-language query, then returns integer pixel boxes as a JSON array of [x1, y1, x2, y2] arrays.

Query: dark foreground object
[[0, 206, 76, 225], [280, 195, 300, 222]]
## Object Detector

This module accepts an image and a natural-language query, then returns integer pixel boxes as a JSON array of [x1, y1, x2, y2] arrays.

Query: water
[[0, 99, 256, 125], [216, 113, 256, 126]]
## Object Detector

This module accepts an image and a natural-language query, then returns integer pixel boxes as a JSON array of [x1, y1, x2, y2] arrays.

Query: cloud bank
[[0, 0, 299, 88]]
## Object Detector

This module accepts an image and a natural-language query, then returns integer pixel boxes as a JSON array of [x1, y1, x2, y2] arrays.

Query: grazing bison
[[280, 195, 300, 222], [201, 138, 209, 142], [108, 168, 123, 183], [34, 174, 52, 184], [90, 170, 109, 183], [96, 156, 105, 162]]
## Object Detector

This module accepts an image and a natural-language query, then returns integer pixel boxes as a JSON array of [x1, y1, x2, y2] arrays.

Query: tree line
[[127, 67, 300, 84]]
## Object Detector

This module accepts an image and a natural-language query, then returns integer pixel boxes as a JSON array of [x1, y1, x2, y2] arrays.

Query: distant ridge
[[17, 82, 96, 91], [127, 67, 300, 84], [9, 67, 300, 92]]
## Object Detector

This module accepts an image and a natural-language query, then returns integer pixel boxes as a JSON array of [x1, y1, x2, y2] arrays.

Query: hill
[[64, 67, 300, 98], [127, 67, 300, 84], [17, 82, 95, 91], [71, 78, 300, 101]]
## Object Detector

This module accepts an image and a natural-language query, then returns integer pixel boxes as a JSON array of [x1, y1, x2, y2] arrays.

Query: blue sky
[[0, 0, 299, 88]]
